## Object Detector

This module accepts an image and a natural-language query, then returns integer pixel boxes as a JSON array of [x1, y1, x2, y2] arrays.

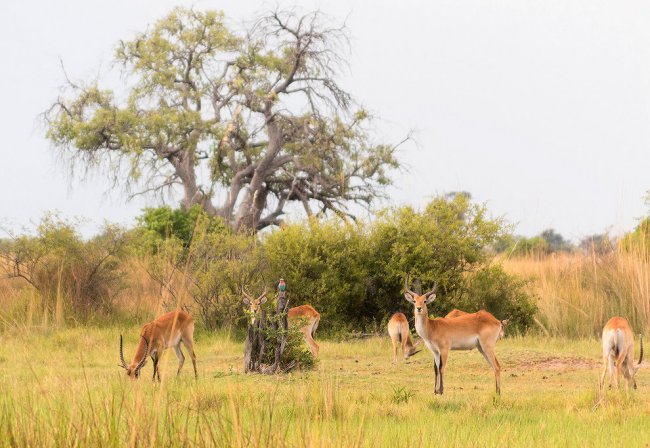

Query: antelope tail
[[638, 334, 644, 366]]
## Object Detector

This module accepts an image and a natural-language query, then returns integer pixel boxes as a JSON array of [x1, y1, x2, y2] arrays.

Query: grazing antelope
[[242, 287, 321, 356], [119, 310, 197, 381], [404, 279, 504, 395], [446, 309, 509, 339], [600, 316, 643, 391], [387, 312, 421, 362]]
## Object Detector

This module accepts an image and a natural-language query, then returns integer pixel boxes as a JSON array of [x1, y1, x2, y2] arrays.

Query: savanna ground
[[1, 327, 648, 447]]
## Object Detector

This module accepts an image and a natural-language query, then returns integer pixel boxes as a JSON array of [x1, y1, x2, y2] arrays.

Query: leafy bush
[[264, 219, 369, 332], [621, 217, 650, 255], [132, 205, 227, 254], [263, 195, 536, 333], [450, 264, 537, 333], [366, 194, 505, 320]]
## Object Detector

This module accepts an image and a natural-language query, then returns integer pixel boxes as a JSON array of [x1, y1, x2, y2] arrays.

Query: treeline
[[497, 225, 650, 257], [2, 195, 542, 334]]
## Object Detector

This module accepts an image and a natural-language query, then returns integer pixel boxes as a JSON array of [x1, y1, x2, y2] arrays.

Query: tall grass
[[502, 246, 650, 337]]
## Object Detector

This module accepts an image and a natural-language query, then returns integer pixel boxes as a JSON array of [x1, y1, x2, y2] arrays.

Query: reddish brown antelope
[[404, 279, 504, 394], [446, 309, 509, 339], [600, 316, 643, 391], [119, 310, 197, 381], [445, 309, 469, 318], [387, 312, 421, 362], [243, 287, 321, 356]]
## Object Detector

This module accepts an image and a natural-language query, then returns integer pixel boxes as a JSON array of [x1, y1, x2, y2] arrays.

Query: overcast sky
[[1, 0, 649, 240]]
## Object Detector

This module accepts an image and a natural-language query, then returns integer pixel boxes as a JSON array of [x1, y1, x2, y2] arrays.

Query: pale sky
[[1, 0, 649, 240]]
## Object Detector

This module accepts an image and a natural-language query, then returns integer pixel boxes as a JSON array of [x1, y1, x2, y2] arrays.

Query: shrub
[[450, 264, 537, 334], [0, 215, 127, 323]]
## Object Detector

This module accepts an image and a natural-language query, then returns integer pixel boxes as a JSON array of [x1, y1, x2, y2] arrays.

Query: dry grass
[[502, 248, 650, 337], [1, 328, 649, 447]]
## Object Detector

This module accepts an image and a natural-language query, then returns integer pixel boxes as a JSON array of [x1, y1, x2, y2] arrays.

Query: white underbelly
[[163, 334, 182, 349], [450, 336, 479, 350]]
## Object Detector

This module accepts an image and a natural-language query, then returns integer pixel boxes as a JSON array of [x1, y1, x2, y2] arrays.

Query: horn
[[134, 336, 149, 374], [119, 335, 128, 369], [242, 286, 254, 301], [257, 286, 268, 301], [638, 334, 644, 366], [404, 274, 417, 297], [424, 280, 438, 298]]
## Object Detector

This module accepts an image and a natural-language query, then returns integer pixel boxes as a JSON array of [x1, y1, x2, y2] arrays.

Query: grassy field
[[1, 327, 648, 447]]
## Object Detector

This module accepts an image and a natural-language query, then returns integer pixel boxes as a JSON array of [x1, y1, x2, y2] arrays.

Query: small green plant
[[391, 386, 415, 405]]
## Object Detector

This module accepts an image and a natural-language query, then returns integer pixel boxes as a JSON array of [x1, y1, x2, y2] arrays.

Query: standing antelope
[[446, 309, 509, 339], [404, 279, 504, 395], [387, 312, 421, 362], [600, 316, 643, 391], [242, 287, 321, 356], [445, 309, 469, 318], [119, 310, 197, 381]]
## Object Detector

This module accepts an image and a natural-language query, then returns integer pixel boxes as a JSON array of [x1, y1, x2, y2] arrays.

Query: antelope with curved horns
[[600, 316, 643, 391], [243, 288, 321, 356], [403, 276, 504, 395], [387, 312, 421, 362], [119, 310, 197, 381], [242, 285, 268, 325]]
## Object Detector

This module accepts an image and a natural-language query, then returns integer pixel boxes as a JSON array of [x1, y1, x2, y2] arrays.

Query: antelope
[[242, 286, 268, 325], [404, 279, 504, 395], [600, 316, 643, 391], [387, 312, 421, 362], [445, 309, 469, 319], [446, 309, 509, 339], [119, 310, 197, 381], [242, 287, 321, 356]]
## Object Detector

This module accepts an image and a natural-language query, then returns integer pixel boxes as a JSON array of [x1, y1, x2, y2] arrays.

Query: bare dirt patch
[[517, 356, 599, 371]]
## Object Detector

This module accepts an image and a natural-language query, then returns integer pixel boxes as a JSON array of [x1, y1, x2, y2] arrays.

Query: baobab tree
[[46, 8, 402, 231]]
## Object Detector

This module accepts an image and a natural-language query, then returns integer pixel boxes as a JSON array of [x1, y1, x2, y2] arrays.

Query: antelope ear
[[404, 293, 416, 303], [242, 297, 251, 305], [259, 296, 268, 305], [424, 293, 436, 304]]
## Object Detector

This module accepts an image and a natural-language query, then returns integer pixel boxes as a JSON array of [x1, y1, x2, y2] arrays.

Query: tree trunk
[[243, 288, 294, 374]]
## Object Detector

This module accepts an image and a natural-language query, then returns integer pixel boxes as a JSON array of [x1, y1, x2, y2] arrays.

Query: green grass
[[1, 328, 648, 447]]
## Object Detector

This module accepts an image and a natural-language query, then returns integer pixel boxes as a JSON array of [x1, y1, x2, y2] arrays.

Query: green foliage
[[133, 205, 227, 253], [265, 195, 534, 332], [265, 218, 369, 332], [620, 217, 650, 254], [45, 8, 399, 231], [390, 386, 415, 405], [186, 227, 268, 330], [451, 265, 537, 333], [506, 229, 574, 256], [366, 194, 505, 319], [1, 196, 538, 333]]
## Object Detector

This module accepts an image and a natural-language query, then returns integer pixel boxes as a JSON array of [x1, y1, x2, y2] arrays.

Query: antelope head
[[242, 286, 268, 324], [403, 274, 437, 317], [407, 339, 423, 357], [119, 335, 150, 380]]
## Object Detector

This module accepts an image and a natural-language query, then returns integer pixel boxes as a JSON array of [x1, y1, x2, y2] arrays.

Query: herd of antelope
[[118, 277, 644, 396]]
